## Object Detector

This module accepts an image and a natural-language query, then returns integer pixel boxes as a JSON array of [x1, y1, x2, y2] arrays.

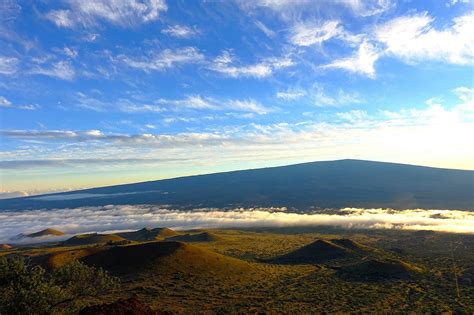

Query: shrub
[[0, 256, 119, 314]]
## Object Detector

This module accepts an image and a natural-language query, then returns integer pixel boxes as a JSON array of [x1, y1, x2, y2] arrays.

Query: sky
[[0, 0, 473, 198]]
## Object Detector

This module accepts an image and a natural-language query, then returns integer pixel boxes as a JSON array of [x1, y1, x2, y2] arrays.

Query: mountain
[[10, 228, 65, 241], [26, 228, 65, 238], [62, 233, 126, 246], [337, 259, 423, 281], [117, 227, 177, 241], [81, 241, 257, 278], [1, 159, 473, 211], [273, 239, 372, 264], [164, 232, 222, 242]]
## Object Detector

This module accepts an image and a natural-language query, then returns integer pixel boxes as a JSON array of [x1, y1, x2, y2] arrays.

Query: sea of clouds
[[1, 205, 473, 244]]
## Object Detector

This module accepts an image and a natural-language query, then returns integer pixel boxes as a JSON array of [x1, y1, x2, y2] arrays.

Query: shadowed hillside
[[337, 259, 423, 281], [273, 239, 370, 264], [81, 241, 257, 278], [1, 159, 473, 211], [164, 232, 222, 242], [26, 228, 65, 238], [63, 233, 126, 246], [117, 227, 177, 241]]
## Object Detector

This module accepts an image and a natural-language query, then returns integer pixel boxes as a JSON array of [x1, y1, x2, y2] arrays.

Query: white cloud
[[156, 95, 270, 114], [2, 88, 473, 173], [289, 20, 342, 46], [210, 51, 293, 78], [62, 47, 78, 59], [240, 0, 392, 17], [452, 86, 474, 110], [0, 190, 29, 200], [374, 12, 474, 65], [0, 56, 19, 75], [161, 25, 199, 38], [313, 88, 364, 107], [0, 96, 40, 110], [30, 60, 75, 80], [337, 109, 369, 123], [276, 88, 306, 101], [120, 47, 204, 72], [255, 20, 276, 38], [0, 96, 12, 108], [1, 206, 473, 244], [45, 0, 167, 28], [341, 0, 394, 17], [321, 41, 380, 78]]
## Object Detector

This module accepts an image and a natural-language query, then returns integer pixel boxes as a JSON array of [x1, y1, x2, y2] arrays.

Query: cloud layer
[[1, 206, 473, 244]]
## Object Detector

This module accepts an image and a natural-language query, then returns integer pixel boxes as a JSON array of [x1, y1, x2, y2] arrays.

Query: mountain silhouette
[[1, 159, 472, 211]]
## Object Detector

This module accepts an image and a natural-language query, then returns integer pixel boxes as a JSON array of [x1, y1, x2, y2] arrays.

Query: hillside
[[62, 233, 126, 246], [26, 228, 65, 238], [273, 239, 368, 264], [0, 244, 12, 250], [1, 159, 473, 211], [164, 232, 222, 242], [2, 227, 473, 313], [117, 227, 177, 241], [337, 259, 423, 281], [81, 241, 257, 278]]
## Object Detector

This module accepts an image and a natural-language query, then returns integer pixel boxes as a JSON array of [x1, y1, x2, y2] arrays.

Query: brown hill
[[26, 228, 65, 238], [1, 244, 13, 250], [42, 247, 107, 269], [330, 239, 369, 252], [63, 233, 126, 246], [337, 259, 423, 281], [164, 231, 222, 242], [81, 241, 256, 278], [274, 239, 356, 264], [118, 227, 177, 241]]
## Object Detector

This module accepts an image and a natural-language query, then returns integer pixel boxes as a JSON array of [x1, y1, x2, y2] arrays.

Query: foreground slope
[[1, 159, 473, 211], [81, 241, 257, 278]]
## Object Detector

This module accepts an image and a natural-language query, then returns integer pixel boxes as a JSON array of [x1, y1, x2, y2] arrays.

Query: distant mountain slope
[[1, 159, 473, 211]]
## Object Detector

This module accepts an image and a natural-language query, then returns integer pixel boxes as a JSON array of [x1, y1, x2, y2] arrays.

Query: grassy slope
[[6, 227, 474, 313]]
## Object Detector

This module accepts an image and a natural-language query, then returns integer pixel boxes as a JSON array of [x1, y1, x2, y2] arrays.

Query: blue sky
[[0, 0, 473, 197]]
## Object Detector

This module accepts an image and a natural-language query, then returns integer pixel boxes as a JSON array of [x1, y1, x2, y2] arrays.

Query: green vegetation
[[164, 231, 223, 242], [3, 226, 474, 313], [117, 227, 177, 241], [0, 256, 119, 314], [62, 233, 126, 246]]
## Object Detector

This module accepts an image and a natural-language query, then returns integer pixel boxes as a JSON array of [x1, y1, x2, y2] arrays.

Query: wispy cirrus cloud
[[239, 0, 393, 17], [0, 56, 19, 75], [44, 0, 167, 28], [254, 20, 276, 38], [289, 20, 343, 47], [0, 96, 40, 110], [155, 95, 271, 114], [29, 60, 75, 80], [276, 88, 306, 101], [119, 47, 204, 72], [209, 50, 293, 78], [313, 87, 364, 107], [2, 87, 473, 171], [71, 93, 271, 114], [321, 41, 380, 78], [161, 25, 199, 38]]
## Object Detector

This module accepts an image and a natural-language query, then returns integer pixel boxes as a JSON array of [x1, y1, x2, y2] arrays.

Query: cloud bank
[[1, 206, 473, 244]]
